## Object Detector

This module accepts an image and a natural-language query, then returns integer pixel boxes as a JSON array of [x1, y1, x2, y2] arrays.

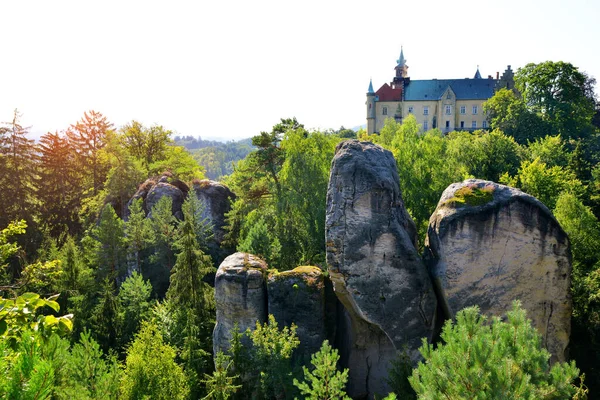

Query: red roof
[[375, 83, 402, 101]]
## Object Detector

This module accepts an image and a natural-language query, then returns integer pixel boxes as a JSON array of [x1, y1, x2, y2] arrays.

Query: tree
[[202, 351, 241, 400], [293, 340, 351, 400], [94, 205, 126, 280], [121, 121, 173, 172], [92, 279, 121, 353], [37, 131, 82, 240], [149, 196, 178, 296], [409, 302, 585, 399], [120, 321, 190, 400], [483, 88, 550, 144], [0, 110, 38, 248], [118, 271, 153, 349], [67, 110, 113, 195], [516, 61, 596, 140], [124, 198, 154, 275]]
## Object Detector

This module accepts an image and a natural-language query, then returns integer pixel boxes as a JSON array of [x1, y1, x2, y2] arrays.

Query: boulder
[[191, 180, 236, 264], [425, 179, 572, 362], [213, 252, 268, 355], [267, 266, 326, 359], [325, 140, 437, 397], [126, 174, 189, 220]]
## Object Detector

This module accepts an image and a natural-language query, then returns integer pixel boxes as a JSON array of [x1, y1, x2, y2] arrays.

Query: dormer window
[[447, 93, 451, 99]]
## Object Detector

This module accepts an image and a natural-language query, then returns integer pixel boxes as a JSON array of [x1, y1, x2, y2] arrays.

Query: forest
[[0, 60, 599, 399]]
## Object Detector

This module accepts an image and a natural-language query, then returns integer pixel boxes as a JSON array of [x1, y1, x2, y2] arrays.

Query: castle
[[366, 47, 515, 134]]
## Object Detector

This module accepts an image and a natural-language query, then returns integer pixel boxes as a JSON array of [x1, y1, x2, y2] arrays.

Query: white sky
[[1, 0, 599, 141]]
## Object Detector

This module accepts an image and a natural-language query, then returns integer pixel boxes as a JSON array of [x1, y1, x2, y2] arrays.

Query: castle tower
[[366, 79, 376, 134], [394, 47, 409, 79]]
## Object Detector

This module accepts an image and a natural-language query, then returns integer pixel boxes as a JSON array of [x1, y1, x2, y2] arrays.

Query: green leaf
[[45, 300, 60, 313], [0, 319, 7, 335], [20, 292, 40, 302], [44, 315, 59, 326], [58, 317, 73, 332]]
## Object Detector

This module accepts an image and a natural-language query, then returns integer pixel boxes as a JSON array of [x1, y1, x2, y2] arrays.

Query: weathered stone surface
[[213, 252, 268, 356], [126, 174, 189, 220], [267, 266, 326, 358], [192, 180, 236, 264], [325, 140, 437, 397], [425, 179, 572, 362]]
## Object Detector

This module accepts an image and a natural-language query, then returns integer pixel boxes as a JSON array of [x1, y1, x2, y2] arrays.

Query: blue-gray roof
[[404, 79, 496, 101]]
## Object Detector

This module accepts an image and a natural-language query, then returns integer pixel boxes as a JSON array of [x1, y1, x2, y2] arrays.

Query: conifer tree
[[293, 340, 351, 400], [149, 196, 177, 294], [94, 205, 126, 280], [124, 198, 154, 275], [37, 131, 82, 240], [0, 110, 37, 233], [67, 110, 113, 195]]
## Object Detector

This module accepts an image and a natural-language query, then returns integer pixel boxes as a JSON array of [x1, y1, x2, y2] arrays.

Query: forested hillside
[[1, 61, 599, 399]]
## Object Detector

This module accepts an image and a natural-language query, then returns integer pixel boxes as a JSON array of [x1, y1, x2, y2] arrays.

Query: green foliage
[[118, 271, 153, 349], [61, 330, 121, 399], [293, 340, 351, 400], [94, 205, 127, 280], [409, 302, 585, 399], [124, 198, 155, 275], [202, 351, 241, 400], [386, 347, 416, 400], [120, 321, 190, 400], [180, 192, 214, 253], [149, 196, 177, 296], [121, 121, 173, 172], [149, 145, 205, 182], [512, 157, 583, 209], [516, 61, 596, 140], [528, 135, 570, 167], [91, 279, 121, 353], [246, 314, 301, 399]]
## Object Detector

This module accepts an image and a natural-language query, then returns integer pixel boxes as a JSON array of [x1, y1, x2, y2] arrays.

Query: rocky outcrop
[[425, 179, 572, 362], [213, 252, 268, 355], [191, 180, 236, 264], [126, 174, 189, 220], [267, 266, 327, 358], [325, 140, 437, 397]]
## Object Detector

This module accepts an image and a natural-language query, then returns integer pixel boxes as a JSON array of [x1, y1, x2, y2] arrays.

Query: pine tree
[[409, 301, 586, 399], [94, 205, 126, 281], [37, 131, 82, 240], [293, 340, 351, 400], [202, 351, 241, 400], [124, 198, 154, 275], [0, 110, 37, 237], [67, 110, 113, 196]]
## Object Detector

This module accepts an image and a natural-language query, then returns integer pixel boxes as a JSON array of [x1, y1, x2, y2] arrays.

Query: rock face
[[267, 266, 326, 359], [127, 174, 189, 220], [192, 180, 236, 264], [213, 252, 268, 355], [325, 140, 437, 397], [425, 179, 572, 362]]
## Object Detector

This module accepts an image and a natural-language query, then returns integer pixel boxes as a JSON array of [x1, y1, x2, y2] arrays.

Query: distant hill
[[174, 135, 254, 180]]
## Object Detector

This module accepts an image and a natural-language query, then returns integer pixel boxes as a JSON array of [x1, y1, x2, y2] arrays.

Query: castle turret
[[394, 46, 409, 80], [366, 79, 376, 134]]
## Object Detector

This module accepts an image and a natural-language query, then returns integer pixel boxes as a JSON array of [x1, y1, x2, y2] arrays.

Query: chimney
[[488, 75, 493, 79], [496, 71, 499, 79]]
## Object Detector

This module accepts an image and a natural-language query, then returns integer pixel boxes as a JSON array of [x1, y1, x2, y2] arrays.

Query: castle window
[[472, 105, 478, 114], [423, 106, 429, 115], [472, 121, 477, 128], [423, 121, 428, 130], [460, 106, 466, 114], [383, 106, 388, 115], [445, 121, 450, 128], [445, 105, 451, 115], [460, 121, 465, 128], [482, 120, 488, 128], [408, 106, 414, 113], [446, 93, 451, 99]]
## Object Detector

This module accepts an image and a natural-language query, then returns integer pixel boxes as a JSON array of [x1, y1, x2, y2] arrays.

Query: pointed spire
[[397, 46, 406, 66], [368, 79, 374, 94], [474, 65, 482, 79]]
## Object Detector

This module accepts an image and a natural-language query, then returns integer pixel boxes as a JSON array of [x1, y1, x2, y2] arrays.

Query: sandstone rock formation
[[425, 179, 572, 362], [267, 266, 326, 358], [325, 140, 437, 397], [213, 252, 268, 355], [127, 174, 189, 220], [191, 180, 236, 264]]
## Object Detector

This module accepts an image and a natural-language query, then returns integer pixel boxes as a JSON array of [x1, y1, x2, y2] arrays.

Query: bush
[[409, 301, 586, 399]]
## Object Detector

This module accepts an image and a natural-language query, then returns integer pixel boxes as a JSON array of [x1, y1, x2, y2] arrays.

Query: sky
[[1, 0, 599, 142]]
